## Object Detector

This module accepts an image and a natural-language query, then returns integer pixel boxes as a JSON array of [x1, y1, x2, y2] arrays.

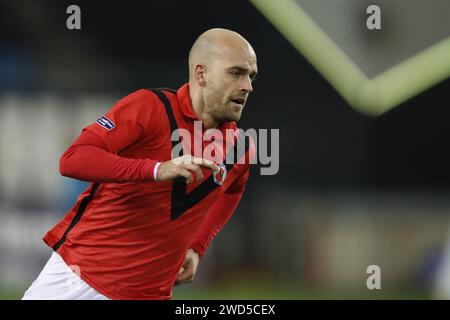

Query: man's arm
[[59, 130, 159, 183], [189, 168, 250, 257], [189, 133, 255, 258], [59, 89, 161, 183], [60, 89, 218, 184], [174, 168, 249, 286]]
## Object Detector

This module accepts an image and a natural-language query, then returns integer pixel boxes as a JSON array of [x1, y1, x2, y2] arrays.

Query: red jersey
[[43, 84, 253, 300]]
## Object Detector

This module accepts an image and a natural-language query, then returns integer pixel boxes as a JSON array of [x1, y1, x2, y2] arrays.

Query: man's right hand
[[156, 154, 219, 183]]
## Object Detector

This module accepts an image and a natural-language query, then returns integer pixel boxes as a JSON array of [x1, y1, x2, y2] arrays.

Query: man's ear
[[195, 64, 207, 87]]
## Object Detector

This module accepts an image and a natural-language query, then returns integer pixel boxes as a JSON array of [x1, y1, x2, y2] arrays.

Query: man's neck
[[189, 83, 218, 129]]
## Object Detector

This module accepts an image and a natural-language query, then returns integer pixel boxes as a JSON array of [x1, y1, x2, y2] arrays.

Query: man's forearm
[[190, 191, 243, 257], [59, 130, 158, 183]]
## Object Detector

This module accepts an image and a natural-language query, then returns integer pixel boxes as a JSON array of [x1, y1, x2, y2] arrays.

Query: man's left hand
[[174, 248, 200, 286]]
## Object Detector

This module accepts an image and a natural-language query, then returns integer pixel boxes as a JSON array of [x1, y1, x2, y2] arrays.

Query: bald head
[[188, 28, 255, 80], [187, 28, 258, 128]]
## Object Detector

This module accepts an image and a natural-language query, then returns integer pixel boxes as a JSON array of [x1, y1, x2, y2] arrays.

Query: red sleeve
[[189, 168, 250, 257], [59, 89, 164, 183], [59, 126, 159, 183], [83, 89, 159, 153]]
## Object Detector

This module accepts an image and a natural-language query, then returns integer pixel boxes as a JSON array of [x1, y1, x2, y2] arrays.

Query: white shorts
[[22, 252, 110, 300]]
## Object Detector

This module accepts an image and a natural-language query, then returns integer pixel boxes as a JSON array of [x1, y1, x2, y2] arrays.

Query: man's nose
[[241, 76, 253, 93]]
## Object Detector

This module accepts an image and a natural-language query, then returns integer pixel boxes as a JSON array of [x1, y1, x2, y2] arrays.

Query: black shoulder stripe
[[159, 87, 177, 94], [148, 88, 180, 151]]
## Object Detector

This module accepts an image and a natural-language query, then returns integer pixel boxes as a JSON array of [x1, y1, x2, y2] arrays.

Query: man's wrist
[[153, 162, 161, 181], [189, 243, 205, 258]]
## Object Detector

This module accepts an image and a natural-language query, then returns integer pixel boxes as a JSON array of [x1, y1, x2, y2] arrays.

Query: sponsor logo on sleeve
[[96, 116, 115, 130]]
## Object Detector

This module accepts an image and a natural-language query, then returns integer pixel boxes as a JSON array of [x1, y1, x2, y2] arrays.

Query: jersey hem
[[52, 248, 172, 300]]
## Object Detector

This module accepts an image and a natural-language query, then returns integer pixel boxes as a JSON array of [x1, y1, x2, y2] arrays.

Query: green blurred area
[[173, 279, 431, 300], [0, 289, 25, 300], [1, 278, 431, 300]]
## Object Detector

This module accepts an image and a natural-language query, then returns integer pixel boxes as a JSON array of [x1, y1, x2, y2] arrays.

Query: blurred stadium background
[[0, 0, 449, 299]]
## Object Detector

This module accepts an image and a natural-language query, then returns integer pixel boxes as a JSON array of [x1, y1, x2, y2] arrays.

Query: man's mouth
[[230, 98, 246, 107]]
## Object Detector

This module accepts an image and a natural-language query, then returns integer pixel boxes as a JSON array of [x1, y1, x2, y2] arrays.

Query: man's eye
[[230, 71, 240, 76]]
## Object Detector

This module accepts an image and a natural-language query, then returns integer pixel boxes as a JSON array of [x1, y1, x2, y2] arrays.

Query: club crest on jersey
[[213, 163, 227, 186], [96, 116, 115, 130]]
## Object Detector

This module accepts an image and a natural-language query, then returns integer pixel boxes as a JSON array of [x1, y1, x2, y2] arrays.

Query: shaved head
[[188, 28, 258, 128], [188, 28, 255, 80]]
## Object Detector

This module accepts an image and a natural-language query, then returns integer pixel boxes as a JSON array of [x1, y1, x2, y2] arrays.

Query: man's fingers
[[183, 164, 203, 181], [173, 155, 219, 171], [190, 157, 219, 171], [174, 249, 199, 287], [177, 266, 193, 283], [177, 259, 193, 282], [161, 155, 221, 183]]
